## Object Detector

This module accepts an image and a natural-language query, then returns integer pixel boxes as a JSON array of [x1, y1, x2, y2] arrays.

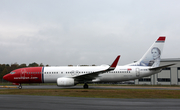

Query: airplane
[[3, 36, 174, 89]]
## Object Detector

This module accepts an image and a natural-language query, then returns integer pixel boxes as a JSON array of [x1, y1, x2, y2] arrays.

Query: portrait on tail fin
[[140, 47, 161, 67], [150, 47, 161, 67], [127, 36, 165, 67]]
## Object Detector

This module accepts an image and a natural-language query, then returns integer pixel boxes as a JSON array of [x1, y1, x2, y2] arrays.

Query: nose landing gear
[[18, 84, 22, 89]]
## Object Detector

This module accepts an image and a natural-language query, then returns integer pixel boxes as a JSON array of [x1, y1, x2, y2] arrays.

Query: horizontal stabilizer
[[149, 63, 176, 70]]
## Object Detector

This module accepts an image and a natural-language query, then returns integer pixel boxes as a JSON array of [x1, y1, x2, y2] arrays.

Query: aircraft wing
[[149, 63, 176, 71], [73, 55, 120, 82]]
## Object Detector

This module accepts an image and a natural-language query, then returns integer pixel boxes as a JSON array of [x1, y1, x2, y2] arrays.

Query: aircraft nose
[[3, 74, 9, 81]]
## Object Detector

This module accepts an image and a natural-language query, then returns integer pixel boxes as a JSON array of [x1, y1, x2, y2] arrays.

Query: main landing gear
[[18, 84, 22, 89], [83, 83, 89, 89]]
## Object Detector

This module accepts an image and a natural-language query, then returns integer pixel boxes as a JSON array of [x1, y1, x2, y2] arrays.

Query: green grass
[[0, 88, 180, 98]]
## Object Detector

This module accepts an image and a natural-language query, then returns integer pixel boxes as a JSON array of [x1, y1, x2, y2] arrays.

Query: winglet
[[108, 55, 120, 70]]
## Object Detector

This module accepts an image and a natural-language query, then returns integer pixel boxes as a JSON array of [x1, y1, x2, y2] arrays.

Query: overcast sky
[[0, 0, 180, 66]]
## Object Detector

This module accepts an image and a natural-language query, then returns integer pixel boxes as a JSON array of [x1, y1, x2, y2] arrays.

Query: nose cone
[[3, 74, 9, 81]]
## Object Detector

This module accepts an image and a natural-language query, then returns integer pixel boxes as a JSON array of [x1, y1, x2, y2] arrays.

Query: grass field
[[0, 88, 180, 99], [1, 83, 180, 98], [1, 83, 180, 87]]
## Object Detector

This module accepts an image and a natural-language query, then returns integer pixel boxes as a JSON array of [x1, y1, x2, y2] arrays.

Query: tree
[[0, 64, 3, 72], [40, 63, 44, 67], [19, 64, 27, 68], [28, 62, 39, 67], [10, 63, 19, 70], [0, 68, 8, 81]]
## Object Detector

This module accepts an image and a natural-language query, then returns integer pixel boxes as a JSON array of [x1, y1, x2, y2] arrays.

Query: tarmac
[[1, 85, 180, 110], [0, 95, 180, 110]]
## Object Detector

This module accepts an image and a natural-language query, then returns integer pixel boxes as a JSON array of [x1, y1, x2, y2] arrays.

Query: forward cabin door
[[21, 69, 26, 79]]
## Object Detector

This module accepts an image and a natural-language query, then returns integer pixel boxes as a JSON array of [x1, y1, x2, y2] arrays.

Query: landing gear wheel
[[83, 83, 89, 89], [18, 84, 22, 89]]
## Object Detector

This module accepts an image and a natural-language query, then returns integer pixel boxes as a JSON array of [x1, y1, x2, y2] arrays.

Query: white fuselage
[[43, 65, 160, 83]]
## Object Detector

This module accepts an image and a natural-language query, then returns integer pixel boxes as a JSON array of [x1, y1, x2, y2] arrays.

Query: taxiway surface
[[0, 95, 180, 110], [1, 85, 180, 110]]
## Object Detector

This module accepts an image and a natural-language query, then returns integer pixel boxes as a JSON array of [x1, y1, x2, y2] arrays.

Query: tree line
[[0, 62, 48, 82]]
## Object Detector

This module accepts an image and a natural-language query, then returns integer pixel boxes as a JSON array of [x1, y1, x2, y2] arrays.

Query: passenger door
[[136, 68, 140, 77]]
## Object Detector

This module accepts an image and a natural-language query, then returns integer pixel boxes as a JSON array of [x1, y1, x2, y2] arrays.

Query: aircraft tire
[[83, 83, 89, 89], [18, 84, 22, 89]]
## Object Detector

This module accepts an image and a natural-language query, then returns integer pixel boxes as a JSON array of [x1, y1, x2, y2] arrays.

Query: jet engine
[[57, 77, 75, 87]]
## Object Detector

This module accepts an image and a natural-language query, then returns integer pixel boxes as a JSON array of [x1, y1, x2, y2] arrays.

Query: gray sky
[[0, 0, 180, 66]]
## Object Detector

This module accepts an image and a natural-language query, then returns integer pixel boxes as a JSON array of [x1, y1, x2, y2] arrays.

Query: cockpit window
[[10, 72, 15, 74]]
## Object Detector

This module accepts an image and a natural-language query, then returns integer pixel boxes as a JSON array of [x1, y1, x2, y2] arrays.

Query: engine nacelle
[[57, 77, 75, 87]]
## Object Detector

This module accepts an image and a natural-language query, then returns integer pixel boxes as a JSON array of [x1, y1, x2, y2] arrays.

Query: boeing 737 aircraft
[[3, 36, 174, 89]]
